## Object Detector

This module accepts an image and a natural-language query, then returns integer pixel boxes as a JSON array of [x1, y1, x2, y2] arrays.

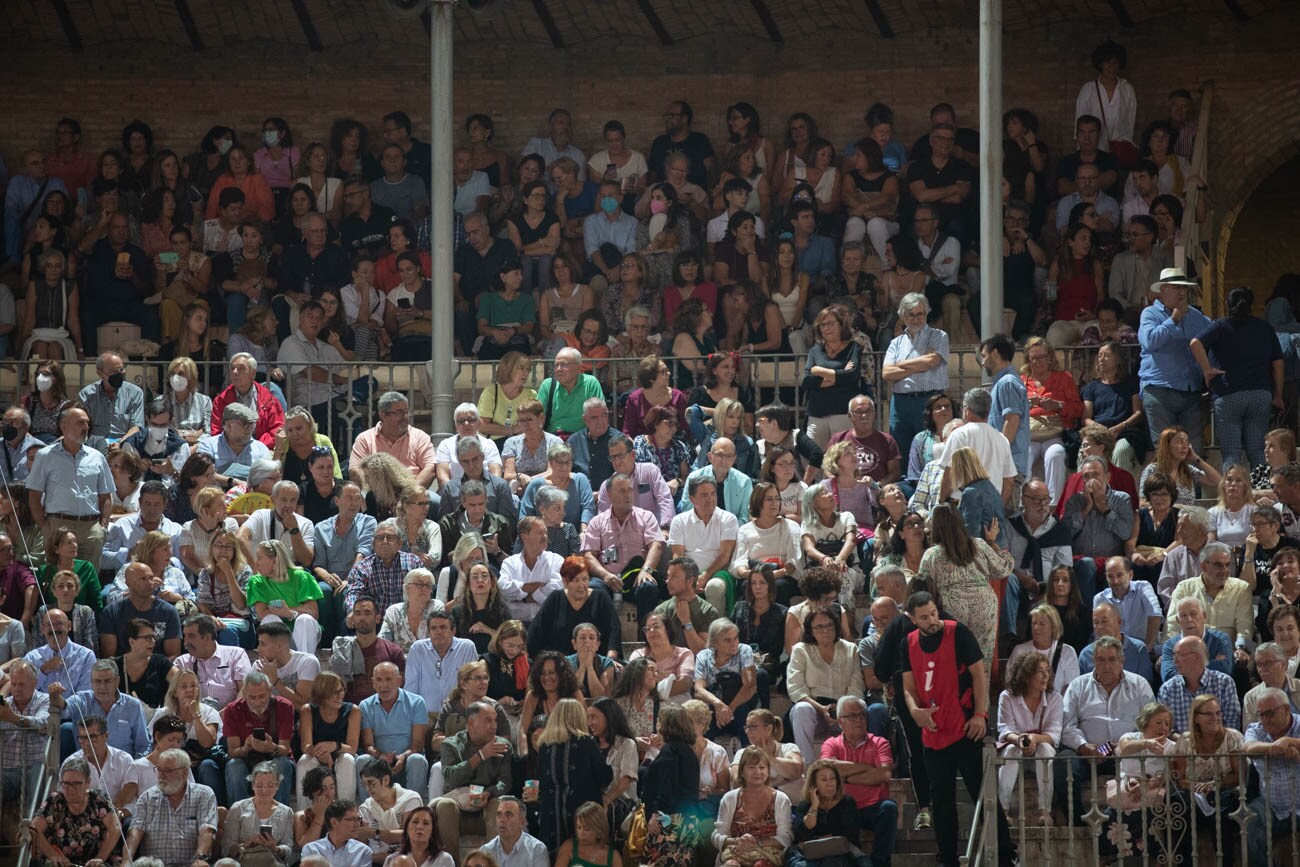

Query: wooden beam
[[288, 0, 325, 51], [1222, 0, 1250, 22], [750, 0, 783, 43], [634, 0, 673, 47], [173, 0, 205, 51], [530, 0, 566, 49], [50, 0, 83, 53], [861, 0, 894, 38], [1106, 0, 1135, 28]]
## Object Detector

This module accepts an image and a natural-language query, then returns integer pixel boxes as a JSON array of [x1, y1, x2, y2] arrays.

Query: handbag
[[712, 669, 744, 705], [623, 805, 649, 860], [1028, 413, 1064, 442], [800, 836, 854, 859], [237, 844, 284, 867]]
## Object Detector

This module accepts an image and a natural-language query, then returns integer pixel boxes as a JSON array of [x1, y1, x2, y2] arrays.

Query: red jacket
[[211, 382, 284, 448]]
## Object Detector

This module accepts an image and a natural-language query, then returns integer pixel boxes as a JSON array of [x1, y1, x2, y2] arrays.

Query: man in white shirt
[[668, 475, 739, 616], [498, 516, 562, 623], [480, 795, 550, 867], [238, 480, 316, 567], [276, 300, 346, 427], [253, 620, 319, 708], [452, 147, 491, 217], [69, 716, 137, 811], [522, 109, 587, 193], [434, 403, 504, 485], [940, 388, 1017, 506], [1058, 637, 1154, 824]]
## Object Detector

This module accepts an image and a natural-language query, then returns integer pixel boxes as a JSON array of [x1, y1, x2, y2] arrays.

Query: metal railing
[[0, 714, 60, 867], [962, 744, 1300, 866]]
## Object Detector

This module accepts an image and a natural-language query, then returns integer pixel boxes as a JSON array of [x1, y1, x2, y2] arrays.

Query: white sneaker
[[913, 808, 932, 830]]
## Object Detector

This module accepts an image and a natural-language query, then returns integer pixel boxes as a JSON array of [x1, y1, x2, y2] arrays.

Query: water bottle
[[505, 404, 514, 428], [1043, 279, 1058, 302]]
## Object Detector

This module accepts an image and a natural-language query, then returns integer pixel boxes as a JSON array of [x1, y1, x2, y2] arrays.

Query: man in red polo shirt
[[820, 695, 897, 866], [901, 592, 1016, 867]]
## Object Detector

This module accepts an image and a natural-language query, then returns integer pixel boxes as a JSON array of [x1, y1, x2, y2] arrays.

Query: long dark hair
[[930, 503, 976, 567], [526, 650, 579, 700], [1226, 285, 1253, 327], [397, 805, 443, 857], [889, 509, 926, 556], [589, 697, 636, 743]]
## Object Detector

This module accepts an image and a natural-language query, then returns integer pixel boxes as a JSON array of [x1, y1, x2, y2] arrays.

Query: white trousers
[[843, 216, 899, 264], [260, 612, 321, 653], [1029, 437, 1067, 506], [997, 742, 1056, 811], [789, 702, 840, 765], [296, 752, 356, 808]]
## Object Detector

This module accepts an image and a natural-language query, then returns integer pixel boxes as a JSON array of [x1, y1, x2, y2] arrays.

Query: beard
[[159, 778, 185, 796]]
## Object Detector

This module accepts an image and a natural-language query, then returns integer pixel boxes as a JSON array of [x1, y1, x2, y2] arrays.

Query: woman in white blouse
[[684, 699, 732, 806], [1008, 603, 1080, 695], [1207, 464, 1254, 548], [380, 568, 446, 654], [995, 650, 1063, 824], [729, 709, 805, 800], [1074, 40, 1137, 152], [734, 482, 803, 608], [786, 607, 864, 764]]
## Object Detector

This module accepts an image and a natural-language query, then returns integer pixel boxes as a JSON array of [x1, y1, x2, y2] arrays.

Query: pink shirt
[[254, 145, 303, 190], [350, 425, 437, 479], [581, 505, 661, 575], [820, 732, 893, 808]]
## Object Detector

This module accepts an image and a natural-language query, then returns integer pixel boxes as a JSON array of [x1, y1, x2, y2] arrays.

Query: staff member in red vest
[[900, 591, 1016, 867]]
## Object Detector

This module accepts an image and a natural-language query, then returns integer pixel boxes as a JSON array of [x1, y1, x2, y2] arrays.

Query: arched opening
[[1220, 153, 1300, 309]]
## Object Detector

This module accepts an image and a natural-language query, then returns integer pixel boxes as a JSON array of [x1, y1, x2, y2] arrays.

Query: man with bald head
[[680, 437, 754, 523], [1079, 600, 1154, 684], [82, 210, 157, 352], [1157, 635, 1240, 732], [535, 346, 606, 436], [859, 595, 902, 736], [453, 211, 517, 354], [1159, 595, 1232, 684], [23, 608, 95, 694], [4, 149, 68, 260]]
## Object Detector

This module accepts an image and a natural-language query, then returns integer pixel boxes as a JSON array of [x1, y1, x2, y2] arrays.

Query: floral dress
[[633, 434, 692, 485], [718, 790, 783, 867], [919, 538, 1014, 664], [36, 790, 118, 865]]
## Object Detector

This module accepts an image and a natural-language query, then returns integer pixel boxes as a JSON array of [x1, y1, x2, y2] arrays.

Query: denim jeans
[[858, 799, 899, 867], [1141, 385, 1205, 454]]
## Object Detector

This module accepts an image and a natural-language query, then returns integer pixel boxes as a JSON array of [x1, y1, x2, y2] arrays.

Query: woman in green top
[[554, 800, 622, 867], [669, 297, 719, 393], [37, 527, 102, 611], [476, 260, 536, 360], [245, 539, 323, 653]]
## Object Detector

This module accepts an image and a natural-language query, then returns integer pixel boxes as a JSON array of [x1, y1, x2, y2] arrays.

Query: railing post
[[982, 740, 998, 867]]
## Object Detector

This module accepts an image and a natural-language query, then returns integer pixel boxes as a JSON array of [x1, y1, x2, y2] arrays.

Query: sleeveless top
[[770, 284, 801, 328], [547, 285, 590, 324], [850, 169, 890, 194], [812, 167, 838, 206], [669, 332, 718, 392], [744, 172, 764, 213], [310, 701, 355, 749], [908, 621, 970, 749], [571, 846, 616, 867], [510, 211, 559, 247]]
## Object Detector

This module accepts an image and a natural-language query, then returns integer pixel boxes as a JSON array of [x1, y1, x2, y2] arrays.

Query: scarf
[[1009, 513, 1073, 582], [512, 654, 531, 693]]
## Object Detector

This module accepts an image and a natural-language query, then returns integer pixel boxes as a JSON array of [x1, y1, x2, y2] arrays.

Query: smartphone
[[259, 823, 273, 838], [252, 727, 266, 741], [159, 251, 180, 266], [268, 599, 286, 608], [397, 298, 412, 309]]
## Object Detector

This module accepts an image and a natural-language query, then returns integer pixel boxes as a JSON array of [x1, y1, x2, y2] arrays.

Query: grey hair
[[7, 659, 37, 680], [582, 397, 607, 414], [59, 755, 92, 780], [91, 658, 120, 678], [272, 479, 300, 499], [1180, 505, 1210, 533], [5, 407, 31, 426], [131, 861, 167, 867], [1255, 686, 1290, 710], [454, 402, 480, 421], [1255, 641, 1285, 664], [624, 305, 653, 330], [459, 478, 487, 499], [707, 617, 739, 648], [298, 858, 332, 867], [243, 670, 273, 691], [222, 402, 258, 425], [456, 435, 484, 458], [535, 484, 569, 510], [572, 622, 600, 640], [548, 443, 573, 462], [607, 472, 633, 490], [840, 240, 867, 259], [961, 387, 991, 419], [836, 695, 868, 716], [283, 404, 315, 426], [159, 747, 192, 770], [376, 518, 400, 536], [1078, 454, 1109, 474], [898, 292, 929, 316], [1093, 635, 1125, 656], [377, 391, 408, 413], [230, 352, 258, 368], [452, 532, 486, 567], [686, 473, 717, 499], [215, 860, 244, 867], [555, 346, 583, 364], [404, 567, 435, 589], [248, 459, 282, 488], [1093, 600, 1120, 620], [1175, 596, 1206, 616], [1198, 540, 1231, 564], [248, 760, 282, 784], [871, 564, 906, 588]]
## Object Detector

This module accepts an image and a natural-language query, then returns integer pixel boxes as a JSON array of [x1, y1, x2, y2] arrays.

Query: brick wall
[[2, 7, 1298, 306]]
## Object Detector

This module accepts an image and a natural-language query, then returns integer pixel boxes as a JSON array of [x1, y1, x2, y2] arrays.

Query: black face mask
[[1, 426, 17, 442], [107, 372, 126, 390]]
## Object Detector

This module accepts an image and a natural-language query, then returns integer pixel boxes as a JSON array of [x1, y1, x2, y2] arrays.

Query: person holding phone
[[222, 670, 297, 806], [221, 759, 295, 863]]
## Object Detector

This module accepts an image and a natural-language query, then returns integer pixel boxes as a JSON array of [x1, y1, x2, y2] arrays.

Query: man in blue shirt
[[357, 661, 430, 796], [789, 202, 835, 284], [78, 352, 146, 442], [979, 334, 1029, 480], [582, 180, 638, 287], [1137, 270, 1210, 453], [52, 658, 150, 760], [3, 150, 68, 259]]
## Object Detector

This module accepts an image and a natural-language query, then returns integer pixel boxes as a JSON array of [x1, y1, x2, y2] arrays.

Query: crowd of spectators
[[2, 40, 1300, 867]]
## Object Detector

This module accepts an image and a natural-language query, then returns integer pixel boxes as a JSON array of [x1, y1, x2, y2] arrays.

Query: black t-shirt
[[910, 127, 980, 165], [649, 131, 715, 188], [904, 157, 975, 223], [453, 238, 516, 303], [405, 138, 433, 192], [1241, 536, 1300, 595], [340, 205, 397, 256]]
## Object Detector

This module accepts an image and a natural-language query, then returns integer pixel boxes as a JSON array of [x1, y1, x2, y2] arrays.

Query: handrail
[[11, 713, 61, 867], [961, 740, 997, 867]]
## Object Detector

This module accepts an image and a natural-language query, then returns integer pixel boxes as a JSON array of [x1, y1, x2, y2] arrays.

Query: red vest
[[907, 620, 972, 750]]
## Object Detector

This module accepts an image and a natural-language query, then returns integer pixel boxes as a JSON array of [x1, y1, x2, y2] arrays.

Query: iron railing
[[0, 713, 61, 867]]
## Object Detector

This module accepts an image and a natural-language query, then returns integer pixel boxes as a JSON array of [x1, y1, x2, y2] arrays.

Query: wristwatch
[[288, 527, 300, 536]]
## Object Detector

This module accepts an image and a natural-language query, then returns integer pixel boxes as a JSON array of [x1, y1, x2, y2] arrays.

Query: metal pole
[[429, 0, 456, 438], [978, 0, 1004, 342]]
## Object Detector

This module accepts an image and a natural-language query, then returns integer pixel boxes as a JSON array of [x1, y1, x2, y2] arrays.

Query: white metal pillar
[[429, 0, 455, 437], [978, 0, 1004, 341]]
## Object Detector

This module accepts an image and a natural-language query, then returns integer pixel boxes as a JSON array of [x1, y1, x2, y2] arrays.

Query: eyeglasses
[[1259, 705, 1290, 718], [455, 417, 478, 425], [838, 712, 866, 721], [849, 409, 875, 417]]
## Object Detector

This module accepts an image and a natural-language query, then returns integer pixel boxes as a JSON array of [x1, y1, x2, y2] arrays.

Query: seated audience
[[1009, 603, 1081, 694], [713, 745, 794, 867], [221, 760, 296, 863], [223, 670, 296, 806], [359, 661, 431, 801], [1157, 635, 1241, 732], [433, 700, 515, 857], [995, 651, 1062, 824], [787, 607, 864, 764], [1080, 601, 1155, 684], [30, 755, 121, 867]]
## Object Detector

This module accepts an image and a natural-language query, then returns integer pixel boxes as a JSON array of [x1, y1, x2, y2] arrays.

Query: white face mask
[[148, 425, 170, 441], [170, 374, 189, 393], [263, 130, 280, 147], [36, 374, 54, 392]]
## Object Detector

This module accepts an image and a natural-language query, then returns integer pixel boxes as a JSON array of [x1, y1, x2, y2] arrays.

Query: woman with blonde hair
[[246, 538, 323, 652], [195, 527, 252, 647], [434, 659, 510, 740], [123, 530, 196, 614], [152, 667, 224, 796], [29, 568, 97, 652], [730, 709, 804, 798], [1208, 463, 1254, 548], [554, 800, 623, 867], [357, 452, 416, 522], [396, 482, 442, 571], [995, 650, 1062, 824], [1168, 693, 1245, 866], [1008, 603, 1079, 694], [537, 697, 613, 850], [298, 670, 360, 807], [948, 446, 1009, 549], [380, 567, 446, 653], [483, 619, 530, 711], [711, 745, 793, 867], [683, 698, 732, 804], [1252, 427, 1295, 498], [167, 355, 214, 444]]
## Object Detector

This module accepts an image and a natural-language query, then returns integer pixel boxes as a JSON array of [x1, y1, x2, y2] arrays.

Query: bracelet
[[974, 711, 988, 719]]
